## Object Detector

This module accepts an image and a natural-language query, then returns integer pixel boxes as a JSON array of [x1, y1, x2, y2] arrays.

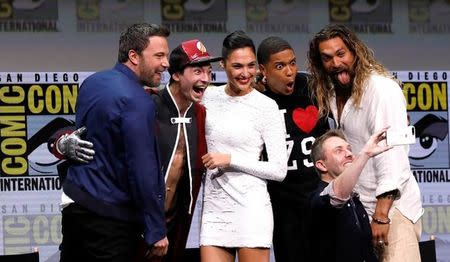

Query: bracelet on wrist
[[372, 216, 391, 225]]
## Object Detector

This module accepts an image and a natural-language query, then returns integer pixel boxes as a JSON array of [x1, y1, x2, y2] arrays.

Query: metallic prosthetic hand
[[57, 127, 95, 163]]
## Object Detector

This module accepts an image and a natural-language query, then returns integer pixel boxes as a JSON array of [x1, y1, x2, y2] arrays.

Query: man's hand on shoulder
[[57, 127, 95, 163]]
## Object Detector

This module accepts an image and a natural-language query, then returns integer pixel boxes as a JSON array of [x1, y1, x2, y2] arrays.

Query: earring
[[262, 76, 267, 84]]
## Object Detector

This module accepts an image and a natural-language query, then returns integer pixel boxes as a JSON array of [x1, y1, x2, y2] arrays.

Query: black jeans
[[60, 203, 141, 262]]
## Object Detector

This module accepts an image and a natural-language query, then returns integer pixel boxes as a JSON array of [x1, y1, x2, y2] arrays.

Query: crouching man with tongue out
[[307, 24, 423, 262]]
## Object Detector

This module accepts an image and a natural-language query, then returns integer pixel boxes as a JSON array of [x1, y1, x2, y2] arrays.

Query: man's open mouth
[[193, 86, 206, 94]]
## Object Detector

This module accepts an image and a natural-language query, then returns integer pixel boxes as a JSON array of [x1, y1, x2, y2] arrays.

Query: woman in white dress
[[200, 30, 288, 262]]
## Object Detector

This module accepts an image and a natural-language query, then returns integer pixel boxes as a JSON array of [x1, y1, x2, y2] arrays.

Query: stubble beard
[[139, 63, 160, 87]]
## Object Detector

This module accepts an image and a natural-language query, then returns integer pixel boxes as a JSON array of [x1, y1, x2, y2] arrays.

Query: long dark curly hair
[[307, 24, 397, 117]]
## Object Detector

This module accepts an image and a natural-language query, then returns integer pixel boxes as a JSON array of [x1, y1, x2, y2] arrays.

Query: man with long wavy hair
[[307, 24, 423, 262]]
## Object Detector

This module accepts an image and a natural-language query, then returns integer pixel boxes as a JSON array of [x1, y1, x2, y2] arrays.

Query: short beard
[[142, 79, 159, 87], [139, 67, 160, 87], [137, 57, 163, 87]]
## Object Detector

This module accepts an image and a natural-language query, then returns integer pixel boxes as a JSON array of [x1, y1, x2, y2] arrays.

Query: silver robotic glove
[[56, 127, 95, 163]]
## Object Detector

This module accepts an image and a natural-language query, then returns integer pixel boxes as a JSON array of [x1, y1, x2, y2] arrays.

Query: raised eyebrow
[[274, 62, 285, 68], [320, 52, 332, 59]]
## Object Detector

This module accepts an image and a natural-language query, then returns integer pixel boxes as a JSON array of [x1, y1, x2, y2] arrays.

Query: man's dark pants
[[60, 203, 141, 262]]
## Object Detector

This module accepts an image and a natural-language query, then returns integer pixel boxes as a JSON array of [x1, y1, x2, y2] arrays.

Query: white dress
[[200, 85, 288, 248]]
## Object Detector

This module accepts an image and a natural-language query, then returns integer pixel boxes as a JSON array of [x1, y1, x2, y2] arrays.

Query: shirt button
[[348, 203, 351, 207]]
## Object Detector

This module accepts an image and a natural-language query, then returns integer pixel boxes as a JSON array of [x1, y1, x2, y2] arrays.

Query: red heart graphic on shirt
[[292, 105, 319, 133]]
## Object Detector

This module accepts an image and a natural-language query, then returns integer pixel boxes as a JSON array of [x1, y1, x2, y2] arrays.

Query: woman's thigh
[[237, 247, 270, 262], [200, 246, 235, 262]]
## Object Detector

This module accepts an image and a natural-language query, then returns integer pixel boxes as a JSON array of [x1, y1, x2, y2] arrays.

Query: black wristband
[[372, 216, 391, 224]]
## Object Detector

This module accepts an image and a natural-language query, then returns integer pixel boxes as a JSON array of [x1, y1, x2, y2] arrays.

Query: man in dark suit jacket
[[59, 23, 170, 262]]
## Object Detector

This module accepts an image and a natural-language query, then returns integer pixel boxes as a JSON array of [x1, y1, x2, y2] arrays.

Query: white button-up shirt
[[329, 73, 423, 223]]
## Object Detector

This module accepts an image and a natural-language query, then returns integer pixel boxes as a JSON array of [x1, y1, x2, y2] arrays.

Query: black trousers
[[272, 200, 312, 262], [60, 203, 141, 262]]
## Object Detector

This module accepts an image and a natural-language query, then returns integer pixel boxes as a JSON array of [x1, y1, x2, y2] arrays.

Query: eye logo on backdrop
[[396, 71, 450, 184], [0, 72, 89, 258], [410, 114, 448, 167], [160, 0, 227, 33], [245, 0, 309, 33], [0, 72, 83, 192], [0, 0, 58, 32], [392, 71, 450, 257], [76, 0, 144, 32], [408, 0, 450, 34], [328, 0, 393, 33], [27, 117, 75, 174]]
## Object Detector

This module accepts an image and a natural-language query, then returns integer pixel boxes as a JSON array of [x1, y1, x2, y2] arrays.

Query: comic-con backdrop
[[1, 71, 449, 261]]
